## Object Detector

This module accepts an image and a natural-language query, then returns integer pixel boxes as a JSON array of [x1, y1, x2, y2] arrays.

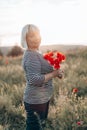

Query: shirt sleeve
[[24, 53, 45, 87]]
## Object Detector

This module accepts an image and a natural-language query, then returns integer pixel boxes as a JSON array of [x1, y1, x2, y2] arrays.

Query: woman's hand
[[57, 69, 64, 79], [44, 69, 64, 82], [52, 69, 64, 78]]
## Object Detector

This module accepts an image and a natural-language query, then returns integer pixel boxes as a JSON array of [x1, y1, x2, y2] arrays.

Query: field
[[0, 47, 87, 130]]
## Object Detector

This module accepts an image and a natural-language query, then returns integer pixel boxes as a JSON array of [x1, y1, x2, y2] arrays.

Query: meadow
[[0, 46, 87, 130]]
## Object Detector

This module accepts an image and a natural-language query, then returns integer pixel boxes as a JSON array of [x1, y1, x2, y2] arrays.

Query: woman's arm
[[24, 52, 63, 86], [44, 69, 63, 82]]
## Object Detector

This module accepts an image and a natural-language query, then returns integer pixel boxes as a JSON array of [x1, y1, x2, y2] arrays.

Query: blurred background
[[0, 1, 87, 130], [0, 0, 87, 47]]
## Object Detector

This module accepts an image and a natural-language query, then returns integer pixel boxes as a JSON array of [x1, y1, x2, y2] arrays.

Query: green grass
[[0, 47, 87, 130]]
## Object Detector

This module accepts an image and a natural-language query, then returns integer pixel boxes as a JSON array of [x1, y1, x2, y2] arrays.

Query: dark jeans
[[24, 101, 49, 130]]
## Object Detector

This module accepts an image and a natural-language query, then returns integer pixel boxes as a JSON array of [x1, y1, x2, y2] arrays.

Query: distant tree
[[7, 45, 23, 57], [0, 49, 3, 56]]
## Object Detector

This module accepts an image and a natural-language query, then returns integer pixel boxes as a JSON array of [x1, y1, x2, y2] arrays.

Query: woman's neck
[[27, 47, 39, 52]]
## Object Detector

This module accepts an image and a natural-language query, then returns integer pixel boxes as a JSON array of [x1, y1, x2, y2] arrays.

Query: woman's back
[[22, 50, 53, 104]]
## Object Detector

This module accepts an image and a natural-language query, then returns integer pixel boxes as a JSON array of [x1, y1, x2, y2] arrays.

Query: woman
[[21, 24, 63, 130]]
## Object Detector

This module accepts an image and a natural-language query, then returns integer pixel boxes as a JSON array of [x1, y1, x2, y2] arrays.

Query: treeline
[[0, 45, 23, 57]]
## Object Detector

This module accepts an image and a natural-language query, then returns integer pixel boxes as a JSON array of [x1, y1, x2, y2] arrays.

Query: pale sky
[[0, 0, 87, 46]]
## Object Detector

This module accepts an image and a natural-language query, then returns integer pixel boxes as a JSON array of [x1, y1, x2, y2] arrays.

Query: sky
[[0, 0, 87, 47]]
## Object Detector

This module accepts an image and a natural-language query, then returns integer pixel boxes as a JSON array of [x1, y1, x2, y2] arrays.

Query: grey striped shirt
[[22, 50, 53, 104]]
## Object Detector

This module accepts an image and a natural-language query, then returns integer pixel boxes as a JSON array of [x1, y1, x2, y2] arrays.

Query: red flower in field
[[73, 88, 78, 93], [43, 51, 66, 69], [77, 121, 81, 125], [5, 58, 9, 65], [77, 121, 83, 126]]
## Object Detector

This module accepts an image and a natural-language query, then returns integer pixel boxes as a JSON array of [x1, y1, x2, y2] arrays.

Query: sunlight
[[0, 0, 87, 46]]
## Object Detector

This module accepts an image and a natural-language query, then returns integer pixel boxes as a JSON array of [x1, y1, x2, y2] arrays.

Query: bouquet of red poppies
[[43, 51, 66, 69]]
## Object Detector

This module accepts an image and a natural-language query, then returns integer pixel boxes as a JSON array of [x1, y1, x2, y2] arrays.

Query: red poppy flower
[[77, 121, 83, 126], [54, 64, 60, 69], [5, 58, 9, 65], [77, 121, 81, 125], [49, 57, 54, 65], [43, 51, 66, 69], [43, 53, 49, 60], [54, 58, 59, 64], [57, 52, 66, 60], [48, 51, 54, 57], [77, 122, 81, 125], [62, 55, 66, 60], [73, 88, 78, 93]]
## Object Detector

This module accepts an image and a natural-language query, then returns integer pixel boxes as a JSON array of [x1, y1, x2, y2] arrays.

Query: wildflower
[[77, 121, 83, 125], [5, 58, 9, 65], [73, 88, 78, 93]]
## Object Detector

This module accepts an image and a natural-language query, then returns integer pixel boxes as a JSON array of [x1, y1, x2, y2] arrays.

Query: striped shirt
[[22, 50, 53, 104]]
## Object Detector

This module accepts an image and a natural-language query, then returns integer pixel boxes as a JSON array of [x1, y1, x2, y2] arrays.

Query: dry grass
[[0, 48, 87, 130]]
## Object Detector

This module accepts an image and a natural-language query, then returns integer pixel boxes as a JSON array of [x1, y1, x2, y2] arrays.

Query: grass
[[0, 47, 87, 130]]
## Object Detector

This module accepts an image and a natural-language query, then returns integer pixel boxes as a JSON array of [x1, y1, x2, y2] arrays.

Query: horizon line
[[0, 43, 87, 48]]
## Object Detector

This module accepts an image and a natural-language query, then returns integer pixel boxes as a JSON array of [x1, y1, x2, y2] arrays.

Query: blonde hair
[[21, 24, 41, 49]]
